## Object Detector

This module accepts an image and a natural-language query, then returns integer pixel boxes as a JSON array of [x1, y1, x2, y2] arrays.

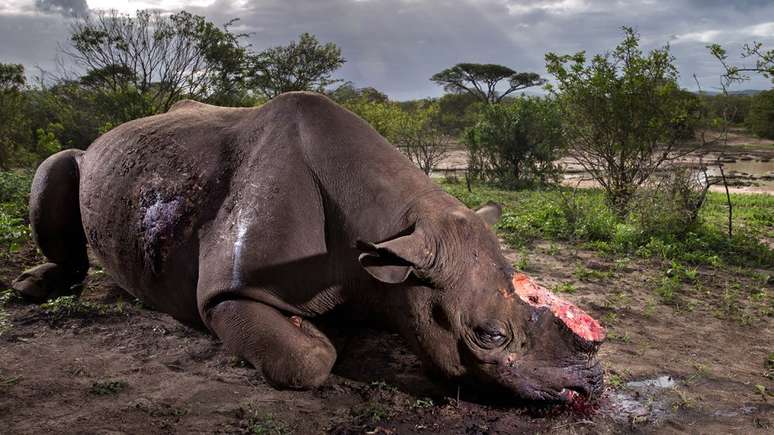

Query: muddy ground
[[1, 238, 772, 434]]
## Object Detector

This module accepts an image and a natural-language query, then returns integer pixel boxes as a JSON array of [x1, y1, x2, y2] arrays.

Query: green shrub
[[464, 97, 565, 187], [40, 296, 124, 321], [746, 89, 774, 139], [90, 379, 128, 395], [0, 213, 28, 254], [0, 170, 33, 255], [628, 167, 710, 239], [0, 170, 33, 208]]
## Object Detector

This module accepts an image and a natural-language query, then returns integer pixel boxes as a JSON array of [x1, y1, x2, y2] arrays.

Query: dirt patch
[[1, 240, 772, 434]]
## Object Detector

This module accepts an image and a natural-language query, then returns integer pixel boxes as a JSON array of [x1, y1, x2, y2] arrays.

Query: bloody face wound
[[451, 271, 605, 405]]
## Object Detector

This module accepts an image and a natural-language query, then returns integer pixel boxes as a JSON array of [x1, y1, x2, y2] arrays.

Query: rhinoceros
[[13, 92, 604, 402]]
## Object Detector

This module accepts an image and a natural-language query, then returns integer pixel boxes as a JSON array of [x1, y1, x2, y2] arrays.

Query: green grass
[[441, 182, 774, 268], [552, 282, 577, 294], [41, 295, 125, 321], [246, 412, 290, 435], [89, 379, 128, 395]]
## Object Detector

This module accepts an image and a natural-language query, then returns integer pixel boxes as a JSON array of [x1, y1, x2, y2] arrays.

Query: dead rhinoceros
[[14, 92, 604, 402]]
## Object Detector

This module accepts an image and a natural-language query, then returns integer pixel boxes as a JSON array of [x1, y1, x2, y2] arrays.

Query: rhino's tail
[[12, 149, 89, 301]]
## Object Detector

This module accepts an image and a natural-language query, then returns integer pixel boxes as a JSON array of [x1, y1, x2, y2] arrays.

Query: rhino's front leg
[[207, 299, 337, 389]]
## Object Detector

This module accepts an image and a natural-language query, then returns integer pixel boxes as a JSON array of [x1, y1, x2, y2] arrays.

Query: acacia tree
[[431, 63, 545, 104], [545, 27, 699, 217], [64, 9, 249, 118], [250, 33, 345, 98]]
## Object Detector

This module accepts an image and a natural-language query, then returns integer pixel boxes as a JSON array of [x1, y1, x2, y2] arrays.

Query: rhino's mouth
[[526, 363, 602, 402], [486, 356, 603, 405]]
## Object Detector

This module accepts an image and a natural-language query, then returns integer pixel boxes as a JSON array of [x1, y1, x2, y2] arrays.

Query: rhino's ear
[[475, 201, 503, 226], [356, 229, 428, 284]]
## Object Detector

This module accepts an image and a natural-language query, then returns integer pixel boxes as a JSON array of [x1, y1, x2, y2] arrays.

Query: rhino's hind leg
[[13, 149, 89, 301], [207, 299, 337, 389]]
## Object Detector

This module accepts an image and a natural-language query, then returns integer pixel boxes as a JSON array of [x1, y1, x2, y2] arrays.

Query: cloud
[[35, 0, 88, 17]]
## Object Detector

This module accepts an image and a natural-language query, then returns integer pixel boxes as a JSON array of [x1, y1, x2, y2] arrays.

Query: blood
[[511, 273, 605, 343], [562, 389, 599, 416]]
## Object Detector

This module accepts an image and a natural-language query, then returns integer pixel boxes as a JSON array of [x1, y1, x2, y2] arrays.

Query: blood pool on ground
[[512, 273, 605, 343]]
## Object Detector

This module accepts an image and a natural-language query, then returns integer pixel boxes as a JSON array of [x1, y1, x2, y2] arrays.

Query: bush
[[629, 166, 710, 238], [746, 89, 774, 139], [0, 170, 33, 255], [464, 96, 564, 187]]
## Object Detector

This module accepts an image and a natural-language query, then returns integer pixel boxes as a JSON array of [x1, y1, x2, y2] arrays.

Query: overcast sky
[[1, 0, 772, 100]]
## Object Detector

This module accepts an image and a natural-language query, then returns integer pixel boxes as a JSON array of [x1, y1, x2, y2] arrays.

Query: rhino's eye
[[475, 324, 508, 348]]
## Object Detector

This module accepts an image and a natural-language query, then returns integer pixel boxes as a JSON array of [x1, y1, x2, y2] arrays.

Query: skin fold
[[14, 92, 603, 400]]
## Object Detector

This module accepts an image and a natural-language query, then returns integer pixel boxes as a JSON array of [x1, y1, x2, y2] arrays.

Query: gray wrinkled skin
[[14, 92, 602, 400]]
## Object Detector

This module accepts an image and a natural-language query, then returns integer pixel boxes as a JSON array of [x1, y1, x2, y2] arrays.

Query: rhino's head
[[357, 203, 604, 404]]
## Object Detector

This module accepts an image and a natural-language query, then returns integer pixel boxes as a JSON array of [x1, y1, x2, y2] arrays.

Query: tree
[[24, 80, 107, 150], [0, 63, 32, 169], [430, 63, 545, 104], [328, 82, 388, 104], [64, 9, 249, 118], [343, 98, 405, 140], [464, 97, 564, 186], [250, 33, 345, 98], [746, 89, 774, 139], [394, 102, 450, 176], [709, 42, 774, 87], [344, 98, 449, 175], [545, 27, 699, 216], [435, 93, 483, 137]]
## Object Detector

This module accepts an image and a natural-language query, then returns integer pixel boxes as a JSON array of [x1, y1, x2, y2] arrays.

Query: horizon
[[1, 0, 773, 101]]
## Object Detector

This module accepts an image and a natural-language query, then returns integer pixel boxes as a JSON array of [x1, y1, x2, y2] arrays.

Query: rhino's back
[[78, 102, 259, 323]]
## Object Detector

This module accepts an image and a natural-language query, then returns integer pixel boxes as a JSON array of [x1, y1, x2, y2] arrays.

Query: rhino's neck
[[310, 150, 444, 243]]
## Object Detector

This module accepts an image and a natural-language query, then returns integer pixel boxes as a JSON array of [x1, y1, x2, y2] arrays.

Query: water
[[604, 375, 677, 425], [706, 159, 774, 179]]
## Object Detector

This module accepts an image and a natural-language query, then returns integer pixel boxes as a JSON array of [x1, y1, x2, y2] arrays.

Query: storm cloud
[[1, 0, 772, 99], [34, 0, 88, 17]]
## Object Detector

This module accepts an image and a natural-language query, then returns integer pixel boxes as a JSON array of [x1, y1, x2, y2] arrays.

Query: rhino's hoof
[[12, 263, 82, 302]]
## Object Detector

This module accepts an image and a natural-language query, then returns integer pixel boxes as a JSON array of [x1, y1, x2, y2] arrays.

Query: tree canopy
[[0, 64, 31, 169], [746, 89, 774, 139], [465, 97, 564, 186], [328, 82, 388, 104], [250, 33, 345, 98], [430, 63, 545, 104], [65, 9, 249, 116], [709, 42, 774, 87]]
